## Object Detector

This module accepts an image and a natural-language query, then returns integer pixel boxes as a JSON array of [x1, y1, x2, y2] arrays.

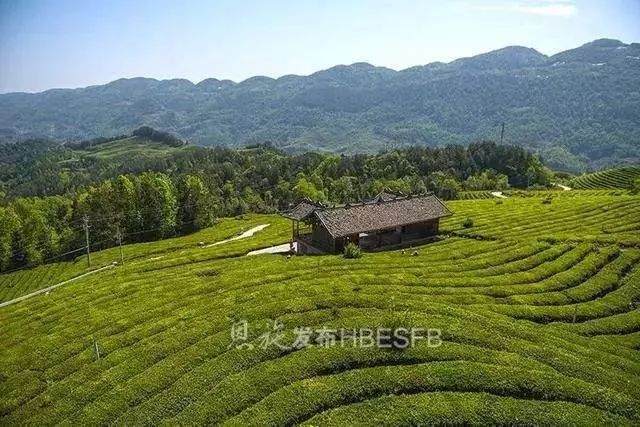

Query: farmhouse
[[283, 192, 452, 254]]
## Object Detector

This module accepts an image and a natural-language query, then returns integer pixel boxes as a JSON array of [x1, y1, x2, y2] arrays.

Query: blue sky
[[0, 0, 639, 93]]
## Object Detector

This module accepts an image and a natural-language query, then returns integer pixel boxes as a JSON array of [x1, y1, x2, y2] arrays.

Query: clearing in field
[[0, 192, 639, 425]]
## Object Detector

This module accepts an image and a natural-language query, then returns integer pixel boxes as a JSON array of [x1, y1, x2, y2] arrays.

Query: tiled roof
[[371, 191, 399, 203], [315, 194, 452, 238], [282, 199, 324, 221]]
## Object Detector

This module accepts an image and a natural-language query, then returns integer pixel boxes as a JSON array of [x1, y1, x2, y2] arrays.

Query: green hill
[[0, 129, 192, 198], [570, 166, 640, 190], [71, 136, 184, 160], [1, 191, 639, 424], [2, 39, 640, 171]]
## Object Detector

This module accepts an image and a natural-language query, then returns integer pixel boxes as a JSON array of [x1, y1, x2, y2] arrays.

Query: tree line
[[0, 139, 552, 271], [0, 172, 216, 271]]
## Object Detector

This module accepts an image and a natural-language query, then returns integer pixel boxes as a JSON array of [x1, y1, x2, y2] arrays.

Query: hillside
[[570, 166, 640, 190], [0, 131, 192, 198], [1, 191, 639, 424], [70, 137, 185, 160], [1, 39, 640, 171]]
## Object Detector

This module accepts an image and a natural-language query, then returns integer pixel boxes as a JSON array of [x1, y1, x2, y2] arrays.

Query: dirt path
[[555, 183, 572, 191], [204, 224, 270, 248], [247, 242, 296, 256], [0, 264, 115, 309], [490, 191, 507, 199]]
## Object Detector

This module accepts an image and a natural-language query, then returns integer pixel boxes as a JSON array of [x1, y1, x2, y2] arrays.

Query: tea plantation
[[570, 166, 640, 190], [0, 192, 639, 425]]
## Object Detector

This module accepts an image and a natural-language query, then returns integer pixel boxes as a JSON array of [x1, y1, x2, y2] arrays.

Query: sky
[[0, 0, 639, 93]]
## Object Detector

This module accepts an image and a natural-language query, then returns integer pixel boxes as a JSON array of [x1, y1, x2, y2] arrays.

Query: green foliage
[[0, 193, 639, 424], [131, 126, 185, 147], [1, 193, 640, 424], [177, 175, 216, 230], [462, 217, 474, 228], [0, 137, 610, 272], [428, 172, 461, 200], [2, 40, 639, 170], [0, 171, 218, 272], [463, 170, 509, 191], [633, 177, 640, 195], [139, 172, 178, 238], [293, 177, 327, 203], [0, 207, 19, 270], [0, 138, 549, 203], [343, 242, 362, 259]]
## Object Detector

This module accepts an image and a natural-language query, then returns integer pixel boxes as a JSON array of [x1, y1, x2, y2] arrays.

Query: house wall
[[404, 219, 439, 238], [359, 219, 440, 250], [311, 222, 335, 252], [308, 219, 441, 253]]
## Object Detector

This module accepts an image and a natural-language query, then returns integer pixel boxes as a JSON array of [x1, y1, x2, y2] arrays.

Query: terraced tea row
[[0, 193, 638, 424], [457, 191, 495, 200], [443, 194, 640, 244], [570, 166, 640, 190]]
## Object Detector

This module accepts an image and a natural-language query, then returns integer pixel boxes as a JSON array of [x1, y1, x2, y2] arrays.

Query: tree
[[427, 172, 461, 200], [11, 199, 52, 266], [293, 177, 327, 203], [178, 175, 216, 230], [139, 172, 177, 238], [0, 207, 19, 270], [113, 175, 142, 235], [330, 176, 356, 203]]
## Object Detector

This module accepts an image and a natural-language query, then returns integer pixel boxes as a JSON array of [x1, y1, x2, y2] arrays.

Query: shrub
[[542, 196, 553, 204], [462, 217, 474, 228], [132, 126, 185, 146], [343, 242, 361, 259]]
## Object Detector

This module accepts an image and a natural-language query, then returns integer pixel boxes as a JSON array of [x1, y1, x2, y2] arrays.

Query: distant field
[[0, 192, 639, 424], [570, 166, 640, 190], [456, 190, 495, 200], [457, 188, 629, 200], [77, 137, 184, 160], [507, 188, 629, 197]]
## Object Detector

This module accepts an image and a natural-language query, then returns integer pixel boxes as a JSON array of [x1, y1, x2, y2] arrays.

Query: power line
[[86, 203, 200, 225], [121, 219, 197, 238], [0, 217, 200, 275]]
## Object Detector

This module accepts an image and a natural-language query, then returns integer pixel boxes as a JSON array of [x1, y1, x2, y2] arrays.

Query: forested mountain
[[1, 38, 639, 171]]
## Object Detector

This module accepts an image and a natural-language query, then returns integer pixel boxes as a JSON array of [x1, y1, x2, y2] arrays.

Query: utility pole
[[116, 225, 124, 265], [83, 215, 91, 268]]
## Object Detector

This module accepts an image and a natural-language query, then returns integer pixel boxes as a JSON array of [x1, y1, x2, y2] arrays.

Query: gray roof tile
[[282, 199, 324, 221], [285, 194, 452, 238]]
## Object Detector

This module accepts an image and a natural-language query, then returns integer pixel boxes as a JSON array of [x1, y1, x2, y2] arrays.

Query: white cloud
[[469, 1, 577, 17], [514, 4, 577, 16]]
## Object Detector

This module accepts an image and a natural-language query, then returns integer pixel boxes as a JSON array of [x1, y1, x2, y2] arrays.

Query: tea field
[[570, 166, 640, 190], [0, 191, 639, 425]]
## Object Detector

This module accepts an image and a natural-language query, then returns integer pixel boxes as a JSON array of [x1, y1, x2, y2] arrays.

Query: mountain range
[[1, 38, 639, 171]]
